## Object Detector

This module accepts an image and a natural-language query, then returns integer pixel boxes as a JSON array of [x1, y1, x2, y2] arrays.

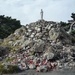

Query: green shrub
[[0, 64, 21, 74], [0, 64, 7, 74], [7, 65, 21, 73], [72, 37, 75, 43], [0, 15, 21, 39], [64, 25, 70, 31], [71, 30, 75, 35]]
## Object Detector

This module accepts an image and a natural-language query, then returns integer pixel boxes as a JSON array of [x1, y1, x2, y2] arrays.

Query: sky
[[0, 0, 75, 25]]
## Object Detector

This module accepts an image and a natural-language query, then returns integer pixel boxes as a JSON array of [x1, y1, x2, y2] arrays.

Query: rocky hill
[[0, 20, 75, 73], [0, 19, 73, 58]]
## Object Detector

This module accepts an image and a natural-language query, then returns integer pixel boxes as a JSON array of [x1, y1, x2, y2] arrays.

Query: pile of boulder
[[0, 20, 75, 72]]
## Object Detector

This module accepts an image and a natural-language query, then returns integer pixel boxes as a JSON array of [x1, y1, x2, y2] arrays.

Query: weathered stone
[[29, 64, 35, 69], [30, 39, 45, 52], [49, 25, 72, 44], [14, 26, 26, 36], [43, 52, 54, 60], [21, 40, 35, 48]]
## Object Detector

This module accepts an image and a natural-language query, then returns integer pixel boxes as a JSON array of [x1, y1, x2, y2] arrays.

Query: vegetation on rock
[[60, 21, 70, 31], [60, 21, 75, 43], [0, 64, 21, 74], [71, 30, 75, 43]]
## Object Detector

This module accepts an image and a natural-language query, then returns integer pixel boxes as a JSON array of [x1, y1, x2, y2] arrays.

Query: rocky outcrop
[[0, 20, 73, 61], [1, 20, 75, 73], [49, 24, 72, 44]]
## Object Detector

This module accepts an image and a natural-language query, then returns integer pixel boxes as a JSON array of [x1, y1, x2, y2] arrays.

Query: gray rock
[[30, 39, 45, 52], [49, 24, 72, 44], [22, 40, 35, 48], [43, 52, 54, 60]]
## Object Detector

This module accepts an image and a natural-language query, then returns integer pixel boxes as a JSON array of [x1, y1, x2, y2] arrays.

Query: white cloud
[[0, 0, 75, 25]]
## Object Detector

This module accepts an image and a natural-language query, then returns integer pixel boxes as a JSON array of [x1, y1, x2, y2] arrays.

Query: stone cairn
[[0, 10, 75, 73]]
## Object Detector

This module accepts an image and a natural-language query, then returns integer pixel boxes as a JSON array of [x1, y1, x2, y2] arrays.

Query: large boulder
[[49, 25, 72, 44], [21, 40, 35, 49], [14, 26, 26, 36], [43, 52, 54, 60], [30, 39, 45, 52], [49, 27, 60, 41]]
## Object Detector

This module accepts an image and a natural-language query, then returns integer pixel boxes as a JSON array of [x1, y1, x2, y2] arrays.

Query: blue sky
[[0, 0, 75, 25]]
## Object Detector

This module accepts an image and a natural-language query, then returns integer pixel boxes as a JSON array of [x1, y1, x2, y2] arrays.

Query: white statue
[[40, 9, 43, 20]]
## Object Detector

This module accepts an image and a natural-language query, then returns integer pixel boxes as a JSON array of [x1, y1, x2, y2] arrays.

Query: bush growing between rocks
[[0, 64, 21, 74], [7, 65, 21, 73], [71, 30, 75, 36], [0, 64, 7, 74], [72, 37, 75, 43]]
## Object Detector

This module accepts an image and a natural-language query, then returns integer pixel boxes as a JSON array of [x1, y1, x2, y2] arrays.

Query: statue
[[40, 9, 43, 20]]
